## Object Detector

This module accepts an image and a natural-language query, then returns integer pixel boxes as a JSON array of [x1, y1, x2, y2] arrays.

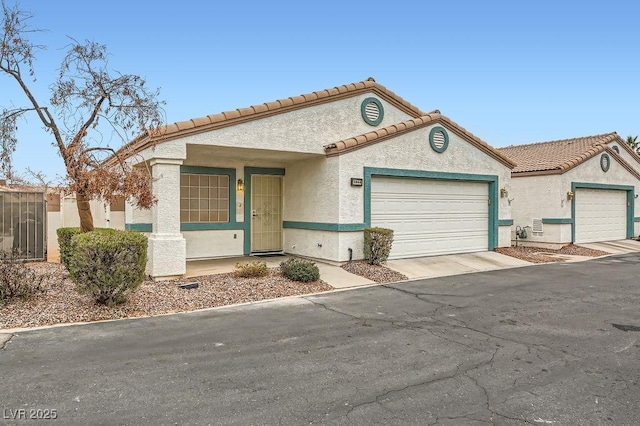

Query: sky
[[2, 0, 639, 182]]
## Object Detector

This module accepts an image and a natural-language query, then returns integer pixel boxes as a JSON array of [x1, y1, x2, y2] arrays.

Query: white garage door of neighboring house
[[371, 177, 489, 259], [574, 188, 627, 244]]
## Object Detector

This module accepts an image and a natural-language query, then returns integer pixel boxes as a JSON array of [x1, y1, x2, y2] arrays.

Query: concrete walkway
[[186, 255, 374, 289], [185, 239, 640, 289], [384, 251, 531, 280], [579, 239, 640, 254]]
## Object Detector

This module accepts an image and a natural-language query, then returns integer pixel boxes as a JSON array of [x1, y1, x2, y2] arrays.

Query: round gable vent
[[361, 98, 384, 126], [429, 126, 449, 153], [600, 153, 610, 172], [612, 145, 620, 153]]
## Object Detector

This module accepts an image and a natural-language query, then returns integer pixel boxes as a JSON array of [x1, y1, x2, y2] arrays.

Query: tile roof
[[323, 113, 516, 168], [498, 132, 640, 179], [108, 77, 426, 164]]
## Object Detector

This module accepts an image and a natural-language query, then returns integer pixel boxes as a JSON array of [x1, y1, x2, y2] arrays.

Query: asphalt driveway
[[2, 253, 640, 425]]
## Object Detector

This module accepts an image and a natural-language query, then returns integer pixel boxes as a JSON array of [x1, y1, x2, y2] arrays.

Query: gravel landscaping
[[341, 261, 408, 283], [1, 245, 611, 330], [495, 244, 610, 263], [0, 263, 332, 330]]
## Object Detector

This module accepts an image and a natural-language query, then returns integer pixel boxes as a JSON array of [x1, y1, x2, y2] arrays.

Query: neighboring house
[[115, 78, 515, 278], [498, 133, 640, 248]]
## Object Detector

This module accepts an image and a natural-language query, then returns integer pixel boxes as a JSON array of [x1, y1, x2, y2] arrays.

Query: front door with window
[[251, 175, 283, 253]]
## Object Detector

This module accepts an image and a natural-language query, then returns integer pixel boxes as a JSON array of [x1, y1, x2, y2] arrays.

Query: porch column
[[147, 158, 186, 278]]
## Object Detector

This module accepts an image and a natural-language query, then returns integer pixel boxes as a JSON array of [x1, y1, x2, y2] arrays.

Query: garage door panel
[[371, 177, 489, 259], [575, 188, 626, 244]]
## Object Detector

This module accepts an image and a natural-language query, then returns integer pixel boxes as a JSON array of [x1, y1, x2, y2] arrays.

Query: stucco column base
[[147, 233, 186, 278]]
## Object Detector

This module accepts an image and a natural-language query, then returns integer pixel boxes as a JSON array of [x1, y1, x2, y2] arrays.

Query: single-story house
[[498, 133, 640, 248], [116, 78, 516, 278]]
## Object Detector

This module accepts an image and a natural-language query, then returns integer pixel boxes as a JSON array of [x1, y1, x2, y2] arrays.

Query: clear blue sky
[[3, 0, 639, 181]]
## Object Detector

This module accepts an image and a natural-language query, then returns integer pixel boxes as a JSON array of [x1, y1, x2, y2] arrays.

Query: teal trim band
[[363, 167, 500, 250], [244, 167, 285, 176], [497, 219, 514, 226], [283, 221, 365, 231], [635, 217, 640, 223], [181, 223, 244, 231], [180, 165, 237, 228], [571, 182, 635, 241], [541, 218, 573, 224], [361, 97, 384, 126], [180, 166, 234, 175], [125, 223, 152, 232], [429, 126, 449, 153], [572, 182, 633, 191], [244, 167, 286, 255]]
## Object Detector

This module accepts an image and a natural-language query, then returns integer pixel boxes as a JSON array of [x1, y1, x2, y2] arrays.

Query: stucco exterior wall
[[283, 157, 339, 223], [184, 230, 244, 259], [175, 93, 413, 154], [510, 153, 640, 244], [336, 124, 512, 224], [283, 229, 340, 262], [330, 124, 513, 261]]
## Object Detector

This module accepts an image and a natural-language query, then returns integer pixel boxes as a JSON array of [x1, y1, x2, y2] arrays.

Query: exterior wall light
[[500, 187, 509, 198], [237, 179, 245, 192], [566, 191, 574, 200]]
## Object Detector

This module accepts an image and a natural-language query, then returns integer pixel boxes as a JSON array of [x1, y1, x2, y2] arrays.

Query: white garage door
[[371, 177, 489, 259], [575, 188, 627, 243]]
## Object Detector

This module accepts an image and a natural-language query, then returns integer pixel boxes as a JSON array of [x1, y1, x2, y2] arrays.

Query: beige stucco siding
[[510, 153, 639, 244], [283, 157, 339, 224], [175, 93, 413, 154]]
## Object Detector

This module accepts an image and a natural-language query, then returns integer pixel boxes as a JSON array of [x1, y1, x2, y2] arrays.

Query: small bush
[[57, 227, 81, 269], [234, 260, 268, 278], [363, 227, 394, 265], [279, 258, 320, 283], [0, 249, 49, 305], [57, 227, 116, 269], [68, 229, 147, 306]]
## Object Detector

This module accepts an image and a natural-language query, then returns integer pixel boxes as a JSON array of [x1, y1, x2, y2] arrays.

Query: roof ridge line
[[501, 132, 618, 150], [324, 113, 516, 168]]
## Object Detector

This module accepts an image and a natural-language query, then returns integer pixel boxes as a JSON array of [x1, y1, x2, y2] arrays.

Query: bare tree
[[0, 1, 164, 232]]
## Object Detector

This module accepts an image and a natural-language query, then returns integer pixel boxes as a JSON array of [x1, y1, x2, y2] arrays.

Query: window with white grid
[[180, 174, 229, 223]]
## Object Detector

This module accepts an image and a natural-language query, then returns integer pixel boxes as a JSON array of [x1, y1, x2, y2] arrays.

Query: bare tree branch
[[0, 1, 165, 232]]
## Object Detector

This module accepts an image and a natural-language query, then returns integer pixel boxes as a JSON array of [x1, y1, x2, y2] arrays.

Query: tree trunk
[[76, 193, 95, 233]]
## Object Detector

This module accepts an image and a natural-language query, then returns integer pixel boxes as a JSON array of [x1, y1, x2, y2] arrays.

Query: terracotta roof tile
[[191, 116, 211, 127], [106, 77, 427, 164], [497, 133, 620, 174], [237, 107, 254, 117], [222, 110, 241, 120], [252, 104, 269, 114], [323, 113, 515, 168]]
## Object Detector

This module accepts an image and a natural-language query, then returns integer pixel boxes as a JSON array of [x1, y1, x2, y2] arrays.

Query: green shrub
[[67, 229, 147, 306], [56, 227, 81, 269], [279, 258, 320, 283], [0, 249, 50, 305], [363, 227, 394, 265], [57, 227, 117, 269], [234, 260, 268, 278]]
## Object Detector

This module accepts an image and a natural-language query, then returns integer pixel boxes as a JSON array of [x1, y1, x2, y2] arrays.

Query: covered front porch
[[132, 141, 331, 278]]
